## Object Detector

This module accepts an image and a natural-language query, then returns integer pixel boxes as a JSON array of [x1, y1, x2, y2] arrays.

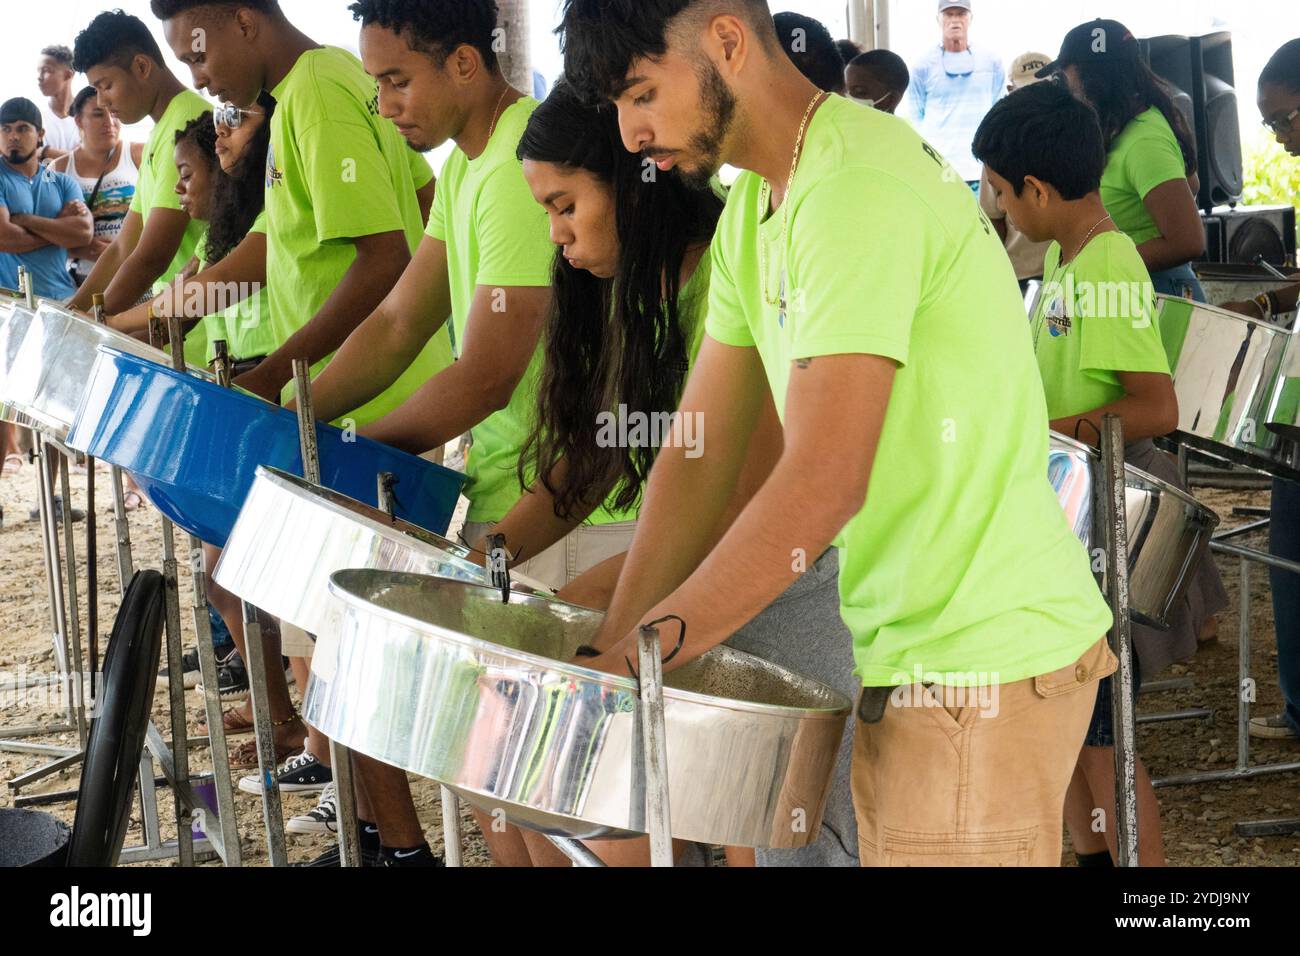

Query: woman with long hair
[[475, 80, 859, 869], [1051, 19, 1209, 301]]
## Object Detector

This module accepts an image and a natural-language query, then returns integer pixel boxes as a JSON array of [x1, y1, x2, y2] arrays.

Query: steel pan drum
[[306, 570, 851, 847], [0, 303, 36, 428], [1157, 294, 1300, 480], [0, 300, 216, 441], [67, 348, 467, 546], [1049, 433, 1218, 628], [215, 466, 505, 639]]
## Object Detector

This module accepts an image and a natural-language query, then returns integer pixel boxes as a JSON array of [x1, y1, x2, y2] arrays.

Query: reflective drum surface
[[306, 571, 851, 847], [1, 301, 213, 440], [1049, 433, 1219, 628], [215, 466, 492, 638], [67, 348, 467, 546], [1157, 295, 1300, 479], [0, 303, 36, 428]]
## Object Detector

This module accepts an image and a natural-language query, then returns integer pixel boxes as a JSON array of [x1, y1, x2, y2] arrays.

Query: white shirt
[[39, 102, 80, 152]]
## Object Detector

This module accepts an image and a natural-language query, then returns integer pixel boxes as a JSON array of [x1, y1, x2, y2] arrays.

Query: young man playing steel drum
[[559, 0, 1116, 866], [150, 0, 452, 852]]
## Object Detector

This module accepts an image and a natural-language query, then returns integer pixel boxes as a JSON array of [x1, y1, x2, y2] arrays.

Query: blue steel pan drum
[[67, 347, 466, 547]]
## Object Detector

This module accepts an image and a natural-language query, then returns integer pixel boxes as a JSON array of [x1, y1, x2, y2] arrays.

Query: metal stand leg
[[108, 465, 135, 588], [1100, 415, 1139, 867], [55, 443, 87, 745], [243, 600, 287, 867], [440, 787, 462, 868], [157, 514, 194, 867], [637, 624, 673, 868]]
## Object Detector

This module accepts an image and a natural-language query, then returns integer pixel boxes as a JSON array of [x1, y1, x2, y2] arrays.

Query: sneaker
[[196, 652, 249, 702], [288, 782, 338, 834], [29, 496, 85, 524], [1249, 714, 1300, 740], [238, 750, 332, 795], [295, 841, 381, 868], [381, 843, 444, 867], [159, 643, 237, 690]]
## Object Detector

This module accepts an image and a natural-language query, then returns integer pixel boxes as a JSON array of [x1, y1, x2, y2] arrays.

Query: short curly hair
[[73, 10, 167, 73], [150, 0, 281, 18], [349, 0, 501, 71], [41, 45, 75, 69]]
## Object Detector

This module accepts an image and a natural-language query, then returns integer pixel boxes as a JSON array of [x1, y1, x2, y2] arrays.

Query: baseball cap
[[1036, 19, 1140, 78], [0, 97, 43, 129], [939, 0, 972, 12], [1009, 52, 1051, 90]]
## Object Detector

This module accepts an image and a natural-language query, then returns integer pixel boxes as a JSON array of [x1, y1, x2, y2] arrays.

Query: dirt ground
[[1, 457, 1297, 867]]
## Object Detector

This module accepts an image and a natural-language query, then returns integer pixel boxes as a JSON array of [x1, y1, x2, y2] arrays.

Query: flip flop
[[197, 707, 256, 738], [228, 736, 301, 771]]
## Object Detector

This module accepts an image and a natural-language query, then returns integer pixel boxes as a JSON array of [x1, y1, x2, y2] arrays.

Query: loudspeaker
[[1201, 205, 1297, 267], [1140, 32, 1243, 212]]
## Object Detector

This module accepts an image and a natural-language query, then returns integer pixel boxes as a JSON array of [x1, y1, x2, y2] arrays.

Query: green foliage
[[1242, 131, 1300, 207]]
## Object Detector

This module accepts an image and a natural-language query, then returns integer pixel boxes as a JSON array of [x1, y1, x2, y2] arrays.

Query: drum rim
[[1050, 432, 1219, 523], [1155, 292, 1298, 336], [326, 569, 852, 720]]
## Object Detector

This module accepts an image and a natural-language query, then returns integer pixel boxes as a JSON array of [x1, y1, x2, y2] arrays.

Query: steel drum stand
[[1100, 414, 1140, 867]]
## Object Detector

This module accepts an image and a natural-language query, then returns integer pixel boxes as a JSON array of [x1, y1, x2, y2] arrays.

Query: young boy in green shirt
[[70, 11, 210, 316], [974, 80, 1225, 866], [561, 0, 1114, 866]]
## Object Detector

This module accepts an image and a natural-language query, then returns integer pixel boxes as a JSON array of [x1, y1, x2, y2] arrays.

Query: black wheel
[[67, 570, 165, 867]]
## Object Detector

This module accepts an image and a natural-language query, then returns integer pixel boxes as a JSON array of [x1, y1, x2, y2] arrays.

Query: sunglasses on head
[[213, 104, 264, 129]]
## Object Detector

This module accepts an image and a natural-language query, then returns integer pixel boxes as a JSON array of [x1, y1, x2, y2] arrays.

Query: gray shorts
[[724, 548, 859, 867]]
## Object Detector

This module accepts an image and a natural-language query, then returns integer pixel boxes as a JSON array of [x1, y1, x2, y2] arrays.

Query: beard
[[673, 59, 737, 191], [6, 148, 37, 165]]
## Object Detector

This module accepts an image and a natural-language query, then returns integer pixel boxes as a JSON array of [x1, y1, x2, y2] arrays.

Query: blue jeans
[[1149, 262, 1207, 303], [1270, 479, 1300, 734], [209, 605, 235, 654]]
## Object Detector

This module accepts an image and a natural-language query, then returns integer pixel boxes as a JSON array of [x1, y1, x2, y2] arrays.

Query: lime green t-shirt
[[704, 97, 1112, 687], [192, 213, 277, 364], [1101, 107, 1189, 246], [131, 89, 210, 293], [1032, 231, 1169, 420], [425, 97, 556, 523], [266, 46, 451, 426]]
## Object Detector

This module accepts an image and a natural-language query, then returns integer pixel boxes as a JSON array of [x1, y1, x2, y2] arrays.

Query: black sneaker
[[159, 644, 237, 689], [296, 841, 382, 868], [196, 651, 249, 702], [288, 783, 338, 834], [238, 751, 332, 795], [29, 496, 85, 525], [381, 843, 444, 867]]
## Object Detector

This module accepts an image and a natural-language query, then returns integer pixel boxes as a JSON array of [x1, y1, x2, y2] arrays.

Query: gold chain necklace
[[758, 90, 826, 307], [486, 85, 511, 143], [1033, 215, 1112, 352]]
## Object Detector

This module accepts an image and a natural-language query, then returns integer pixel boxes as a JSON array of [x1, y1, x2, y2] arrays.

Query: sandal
[[2, 454, 22, 477], [197, 707, 256, 738], [227, 713, 305, 770]]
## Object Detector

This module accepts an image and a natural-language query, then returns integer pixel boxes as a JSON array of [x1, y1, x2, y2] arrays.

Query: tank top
[[67, 144, 139, 281]]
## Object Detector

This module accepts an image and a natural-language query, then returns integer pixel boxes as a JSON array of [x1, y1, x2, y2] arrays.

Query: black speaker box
[[1201, 205, 1297, 267]]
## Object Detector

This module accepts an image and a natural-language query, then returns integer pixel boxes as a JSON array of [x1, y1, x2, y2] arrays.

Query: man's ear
[[1023, 174, 1050, 206]]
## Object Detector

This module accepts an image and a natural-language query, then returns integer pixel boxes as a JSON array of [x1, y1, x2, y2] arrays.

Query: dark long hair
[[204, 92, 275, 264], [516, 80, 723, 520], [1073, 56, 1198, 175]]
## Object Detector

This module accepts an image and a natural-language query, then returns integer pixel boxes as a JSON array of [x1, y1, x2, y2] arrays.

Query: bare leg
[[471, 808, 536, 867], [353, 751, 424, 847], [288, 656, 330, 765], [723, 846, 755, 867], [1075, 745, 1166, 866], [1064, 759, 1109, 855]]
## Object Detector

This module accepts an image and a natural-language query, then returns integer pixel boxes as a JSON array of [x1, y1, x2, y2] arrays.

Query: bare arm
[[110, 233, 268, 335], [282, 235, 453, 422], [1049, 371, 1179, 444], [235, 229, 412, 403], [0, 205, 46, 254], [98, 208, 193, 314], [12, 200, 94, 249], [416, 176, 437, 226], [1135, 179, 1206, 273], [359, 283, 551, 453], [585, 351, 891, 672], [70, 210, 140, 310]]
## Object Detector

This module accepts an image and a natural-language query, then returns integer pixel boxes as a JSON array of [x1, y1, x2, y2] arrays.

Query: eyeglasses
[[213, 104, 264, 129], [1261, 108, 1299, 135], [941, 49, 974, 77]]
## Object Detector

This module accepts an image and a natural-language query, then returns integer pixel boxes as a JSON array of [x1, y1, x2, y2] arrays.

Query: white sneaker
[[287, 782, 338, 834]]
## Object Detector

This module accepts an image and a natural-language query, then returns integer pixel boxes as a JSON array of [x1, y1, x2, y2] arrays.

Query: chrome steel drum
[[0, 303, 35, 427], [1049, 433, 1219, 628], [1157, 294, 1300, 480], [307, 570, 851, 848], [67, 347, 467, 546], [215, 466, 509, 639], [1, 300, 214, 441]]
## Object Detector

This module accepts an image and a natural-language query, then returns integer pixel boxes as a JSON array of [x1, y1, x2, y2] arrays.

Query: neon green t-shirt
[[131, 89, 209, 293], [1101, 107, 1189, 246], [192, 213, 277, 364], [425, 97, 556, 523], [266, 46, 451, 426], [1031, 231, 1169, 420], [704, 97, 1112, 687]]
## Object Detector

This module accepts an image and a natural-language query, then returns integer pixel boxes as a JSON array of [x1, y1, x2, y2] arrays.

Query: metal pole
[[55, 445, 87, 745], [293, 359, 361, 869], [545, 835, 606, 868], [1100, 414, 1139, 867], [1237, 557, 1251, 773], [108, 465, 134, 591], [241, 600, 287, 866], [637, 624, 673, 868], [86, 294, 108, 698]]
